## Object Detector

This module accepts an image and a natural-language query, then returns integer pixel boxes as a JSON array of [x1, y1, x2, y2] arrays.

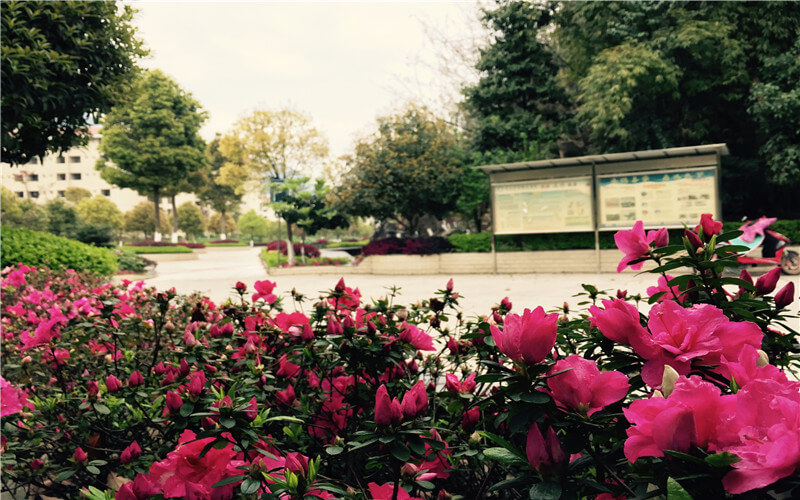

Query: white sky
[[129, 1, 482, 159]]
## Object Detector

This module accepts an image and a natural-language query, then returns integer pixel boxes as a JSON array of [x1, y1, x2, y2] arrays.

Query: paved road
[[140, 248, 799, 322]]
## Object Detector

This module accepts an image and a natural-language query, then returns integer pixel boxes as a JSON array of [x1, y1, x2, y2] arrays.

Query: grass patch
[[322, 239, 370, 249], [261, 249, 349, 267], [207, 242, 250, 247]]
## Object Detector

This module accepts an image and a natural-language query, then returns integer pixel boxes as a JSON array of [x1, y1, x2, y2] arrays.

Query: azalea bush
[[1, 214, 798, 500]]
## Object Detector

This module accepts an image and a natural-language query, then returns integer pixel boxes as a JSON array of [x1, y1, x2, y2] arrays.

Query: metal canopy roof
[[474, 143, 729, 174]]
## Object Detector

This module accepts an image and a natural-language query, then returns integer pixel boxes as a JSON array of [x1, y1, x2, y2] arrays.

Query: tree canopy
[[219, 107, 329, 182], [336, 105, 465, 235], [459, 1, 800, 219], [196, 135, 243, 237], [1, 1, 146, 164], [96, 69, 207, 236]]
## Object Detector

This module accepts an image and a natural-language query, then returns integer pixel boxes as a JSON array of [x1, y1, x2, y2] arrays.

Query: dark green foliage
[[0, 227, 117, 275], [337, 105, 465, 235], [448, 232, 492, 253], [1, 1, 146, 164], [43, 199, 79, 237], [463, 1, 568, 156], [72, 222, 115, 248], [462, 1, 800, 219], [116, 249, 152, 273]]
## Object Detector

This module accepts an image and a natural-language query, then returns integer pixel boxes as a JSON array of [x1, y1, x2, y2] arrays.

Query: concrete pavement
[[140, 247, 800, 322]]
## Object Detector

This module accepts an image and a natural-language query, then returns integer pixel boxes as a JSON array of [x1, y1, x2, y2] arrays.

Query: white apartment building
[[0, 126, 199, 215]]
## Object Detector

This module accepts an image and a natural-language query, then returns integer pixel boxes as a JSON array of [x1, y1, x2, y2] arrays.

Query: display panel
[[493, 177, 594, 235], [598, 168, 717, 229]]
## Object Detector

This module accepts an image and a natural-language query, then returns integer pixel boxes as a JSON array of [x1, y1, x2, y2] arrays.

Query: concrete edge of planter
[[137, 252, 198, 262]]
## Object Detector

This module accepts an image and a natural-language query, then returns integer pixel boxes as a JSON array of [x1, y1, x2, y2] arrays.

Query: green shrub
[[0, 227, 117, 275], [121, 245, 193, 254], [73, 222, 115, 248], [449, 232, 491, 252], [115, 249, 154, 273]]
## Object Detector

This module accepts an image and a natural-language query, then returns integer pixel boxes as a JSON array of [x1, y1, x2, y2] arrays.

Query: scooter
[[728, 217, 800, 275]]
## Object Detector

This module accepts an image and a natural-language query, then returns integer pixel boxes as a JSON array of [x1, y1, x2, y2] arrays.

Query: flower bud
[[651, 227, 669, 248], [756, 349, 770, 367], [31, 458, 44, 470], [400, 463, 418, 480], [285, 452, 309, 480], [684, 229, 703, 251], [774, 281, 795, 309], [87, 381, 99, 399], [235, 281, 247, 292], [616, 289, 628, 299], [334, 277, 346, 293], [73, 447, 88, 463], [446, 278, 454, 292], [120, 441, 142, 464], [165, 391, 183, 413], [755, 267, 781, 295], [105, 374, 122, 393]]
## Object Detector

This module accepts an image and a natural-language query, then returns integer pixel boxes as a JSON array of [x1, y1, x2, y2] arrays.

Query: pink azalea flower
[[374, 384, 402, 427], [755, 267, 781, 295], [398, 324, 435, 351], [614, 221, 667, 272], [400, 380, 428, 419], [276, 384, 297, 406], [623, 376, 734, 462], [775, 281, 795, 309], [105, 374, 123, 393], [120, 441, 142, 464], [646, 274, 687, 304], [695, 213, 723, 238], [489, 306, 558, 364], [444, 372, 477, 394], [146, 430, 244, 499], [0, 376, 27, 417], [546, 355, 629, 416], [252, 279, 277, 304], [718, 378, 800, 494], [461, 407, 480, 430], [276, 354, 302, 378], [526, 423, 566, 472]]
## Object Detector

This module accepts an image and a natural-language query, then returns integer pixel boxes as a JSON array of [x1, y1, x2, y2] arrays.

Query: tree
[[124, 202, 169, 239], [64, 187, 92, 204], [75, 196, 123, 232], [220, 107, 329, 181], [197, 135, 243, 238], [96, 69, 207, 240], [1, 187, 23, 225], [220, 107, 328, 255], [177, 202, 205, 240], [274, 179, 348, 237], [336, 105, 465, 235], [43, 199, 79, 238], [1, 1, 146, 164], [237, 210, 268, 241], [462, 1, 569, 157], [207, 213, 237, 236]]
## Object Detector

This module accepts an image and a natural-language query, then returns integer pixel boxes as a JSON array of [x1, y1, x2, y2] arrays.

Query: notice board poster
[[493, 177, 593, 234], [598, 168, 717, 229]]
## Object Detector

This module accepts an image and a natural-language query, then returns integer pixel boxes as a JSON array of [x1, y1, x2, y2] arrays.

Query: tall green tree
[[336, 105, 465, 235], [96, 70, 207, 239], [237, 210, 269, 241], [1, 1, 146, 164], [75, 196, 124, 233], [274, 179, 348, 239], [177, 202, 205, 240], [197, 135, 243, 238], [462, 1, 569, 157]]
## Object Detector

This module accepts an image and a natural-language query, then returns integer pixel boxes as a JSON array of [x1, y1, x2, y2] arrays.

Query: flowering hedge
[[1, 214, 798, 500]]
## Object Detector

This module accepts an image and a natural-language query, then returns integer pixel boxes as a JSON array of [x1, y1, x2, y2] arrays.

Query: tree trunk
[[220, 209, 227, 240], [153, 186, 161, 242], [286, 219, 294, 266], [474, 207, 483, 233], [171, 195, 179, 243]]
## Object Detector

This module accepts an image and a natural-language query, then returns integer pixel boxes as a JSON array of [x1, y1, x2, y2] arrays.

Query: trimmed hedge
[[121, 245, 193, 254], [264, 240, 320, 257], [0, 227, 117, 275]]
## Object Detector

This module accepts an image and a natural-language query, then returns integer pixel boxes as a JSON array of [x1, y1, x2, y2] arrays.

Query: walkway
[[141, 247, 800, 320]]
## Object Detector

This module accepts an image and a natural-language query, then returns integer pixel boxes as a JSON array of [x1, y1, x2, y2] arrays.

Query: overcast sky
[[129, 1, 482, 159]]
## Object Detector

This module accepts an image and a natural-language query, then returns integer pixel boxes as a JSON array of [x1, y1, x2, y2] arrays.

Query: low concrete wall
[[264, 249, 659, 276]]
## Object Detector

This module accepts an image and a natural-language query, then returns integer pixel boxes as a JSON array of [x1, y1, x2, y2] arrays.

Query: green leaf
[[519, 392, 550, 404], [529, 482, 562, 500], [483, 447, 528, 466], [212, 475, 246, 487], [93, 403, 110, 415], [240, 477, 261, 495], [667, 477, 693, 500], [705, 452, 741, 467], [663, 450, 706, 465], [180, 401, 195, 417], [415, 480, 435, 490], [325, 446, 343, 456], [390, 441, 411, 462], [86, 465, 101, 475], [54, 469, 77, 482]]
